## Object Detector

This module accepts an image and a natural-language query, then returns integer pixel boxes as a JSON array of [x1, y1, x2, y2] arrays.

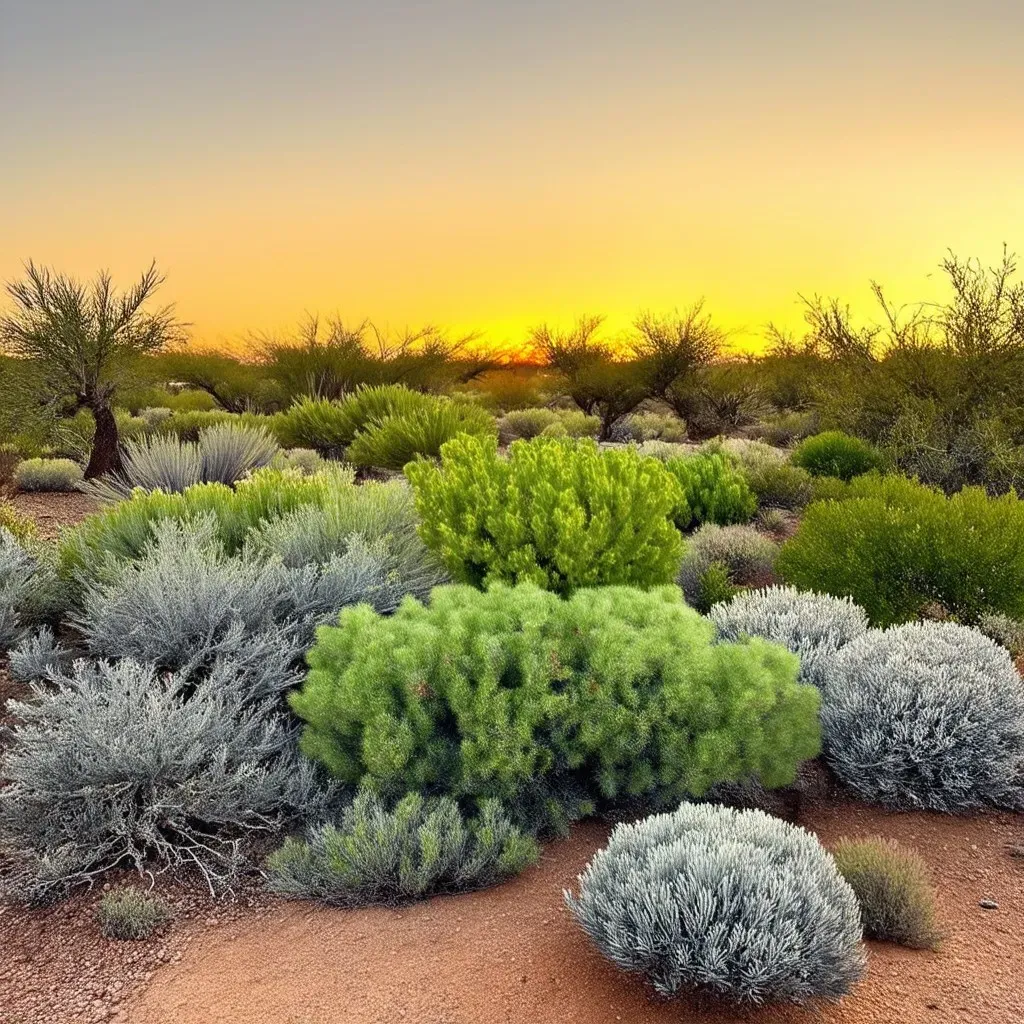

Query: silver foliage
[[565, 802, 865, 1005], [710, 585, 869, 688], [677, 524, 777, 607], [8, 626, 74, 681], [820, 621, 1024, 812], [0, 529, 63, 650]]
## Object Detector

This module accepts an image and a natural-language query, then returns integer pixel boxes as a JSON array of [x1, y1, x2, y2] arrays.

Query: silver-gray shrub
[[0, 657, 324, 900], [565, 802, 865, 1005], [270, 447, 325, 475], [266, 790, 539, 907], [8, 626, 74, 681], [820, 622, 1024, 812], [197, 422, 279, 485], [678, 524, 777, 607], [710, 585, 869, 688], [12, 457, 84, 492], [0, 529, 64, 650]]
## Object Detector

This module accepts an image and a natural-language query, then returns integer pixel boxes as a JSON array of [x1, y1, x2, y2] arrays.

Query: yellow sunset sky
[[2, 1, 1023, 353]]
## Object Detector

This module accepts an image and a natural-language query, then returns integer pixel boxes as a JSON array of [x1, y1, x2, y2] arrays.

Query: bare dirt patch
[[10, 491, 98, 539]]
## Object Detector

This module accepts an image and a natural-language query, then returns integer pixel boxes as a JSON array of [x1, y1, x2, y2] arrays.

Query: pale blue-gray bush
[[7, 626, 73, 681], [710, 585, 869, 688], [820, 621, 1024, 812], [565, 802, 865, 1005]]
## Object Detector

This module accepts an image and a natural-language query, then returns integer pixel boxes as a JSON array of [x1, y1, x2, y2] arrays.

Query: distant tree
[[0, 261, 185, 477]]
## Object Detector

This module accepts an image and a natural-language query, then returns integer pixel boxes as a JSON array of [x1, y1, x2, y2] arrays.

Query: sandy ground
[[10, 490, 97, 539]]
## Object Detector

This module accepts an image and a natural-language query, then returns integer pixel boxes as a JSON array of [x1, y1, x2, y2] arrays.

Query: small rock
[[979, 899, 999, 910]]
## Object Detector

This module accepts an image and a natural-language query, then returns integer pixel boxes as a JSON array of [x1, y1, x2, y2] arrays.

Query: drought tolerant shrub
[[616, 410, 687, 443], [138, 406, 173, 428], [0, 657, 324, 899], [7, 626, 72, 681], [832, 838, 941, 950], [407, 435, 684, 594], [0, 530, 61, 650], [13, 457, 84, 492], [677, 524, 777, 611], [0, 499, 36, 543], [270, 447, 324, 475], [153, 409, 236, 441], [777, 474, 1024, 625], [267, 791, 538, 906], [665, 451, 757, 528], [710, 586, 869, 688], [634, 439, 690, 461], [497, 407, 561, 441], [291, 584, 821, 831], [792, 431, 883, 481], [821, 622, 1024, 811], [539, 408, 601, 438], [97, 889, 172, 940], [732, 441, 814, 510], [565, 802, 865, 1004], [976, 611, 1024, 659]]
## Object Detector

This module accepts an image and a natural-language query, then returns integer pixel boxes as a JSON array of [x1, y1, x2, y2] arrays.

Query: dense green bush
[[267, 791, 538, 906], [291, 584, 821, 831], [406, 435, 685, 594], [498, 407, 561, 441], [777, 474, 1024, 625], [792, 431, 883, 481], [540, 408, 601, 438], [832, 838, 941, 950], [565, 803, 865, 1004], [665, 452, 757, 528]]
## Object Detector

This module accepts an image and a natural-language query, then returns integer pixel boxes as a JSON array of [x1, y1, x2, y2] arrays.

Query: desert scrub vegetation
[[832, 838, 942, 950], [291, 583, 821, 833], [820, 622, 1024, 812], [792, 431, 883, 481], [664, 450, 757, 528], [13, 457, 84, 492], [565, 803, 865, 1004], [0, 498, 36, 542], [677, 524, 778, 612], [97, 888, 173, 941], [407, 435, 685, 594], [267, 791, 538, 906], [777, 473, 1024, 625]]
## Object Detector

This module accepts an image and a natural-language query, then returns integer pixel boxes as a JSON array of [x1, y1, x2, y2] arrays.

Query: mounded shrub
[[540, 408, 601, 438], [291, 584, 821, 831], [820, 621, 1024, 811], [97, 889, 172, 940], [498, 407, 561, 441], [152, 409, 236, 442], [407, 435, 685, 594], [270, 447, 324, 475], [832, 838, 941, 950], [792, 431, 883, 481], [710, 585, 869, 688], [13, 458, 84, 492], [616, 411, 687, 443], [777, 474, 1024, 625], [267, 790, 538, 906], [0, 529, 61, 650], [677, 524, 777, 611], [665, 451, 757, 528], [565, 802, 865, 1004], [732, 441, 814, 510]]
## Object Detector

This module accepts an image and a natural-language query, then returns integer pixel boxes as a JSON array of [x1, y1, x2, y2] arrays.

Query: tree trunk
[[84, 404, 123, 479]]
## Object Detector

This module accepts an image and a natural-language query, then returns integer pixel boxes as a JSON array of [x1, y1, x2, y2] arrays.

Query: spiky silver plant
[[821, 621, 1024, 811], [710, 585, 869, 688], [565, 802, 865, 1005]]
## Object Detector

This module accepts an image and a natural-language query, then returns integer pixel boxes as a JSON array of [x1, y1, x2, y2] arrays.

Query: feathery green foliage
[[406, 435, 685, 594], [291, 583, 821, 831], [792, 431, 884, 481], [665, 451, 757, 528]]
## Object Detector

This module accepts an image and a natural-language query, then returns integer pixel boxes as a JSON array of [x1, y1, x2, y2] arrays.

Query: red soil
[[118, 802, 1024, 1024], [10, 491, 97, 539]]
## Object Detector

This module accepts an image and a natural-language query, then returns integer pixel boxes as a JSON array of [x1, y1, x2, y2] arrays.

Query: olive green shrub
[[664, 451, 757, 528]]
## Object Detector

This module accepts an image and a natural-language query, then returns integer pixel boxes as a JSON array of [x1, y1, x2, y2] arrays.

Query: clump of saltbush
[[665, 451, 757, 528], [677, 524, 777, 612], [615, 410, 687, 443], [498, 407, 561, 441], [976, 611, 1024, 659], [0, 529, 61, 651], [792, 431, 883, 481], [777, 473, 1024, 625], [820, 621, 1024, 812], [565, 802, 865, 1004], [267, 791, 538, 906], [291, 583, 821, 832], [13, 457, 84, 492], [832, 838, 942, 950], [407, 435, 685, 594], [97, 889, 172, 940], [710, 585, 869, 688], [271, 447, 324, 475], [730, 441, 814, 510]]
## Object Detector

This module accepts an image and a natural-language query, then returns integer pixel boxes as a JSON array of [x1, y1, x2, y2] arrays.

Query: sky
[[2, 0, 1023, 353]]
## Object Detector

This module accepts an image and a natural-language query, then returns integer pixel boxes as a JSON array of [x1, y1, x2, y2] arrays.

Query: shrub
[[710, 585, 869, 688], [7, 626, 72, 681], [0, 530, 61, 650], [976, 611, 1024, 659], [13, 458, 84, 492], [616, 411, 687, 443], [755, 410, 818, 447], [346, 400, 496, 470], [291, 584, 821, 832], [406, 435, 685, 594], [565, 802, 865, 1004], [153, 409, 235, 442], [821, 622, 1024, 812], [792, 431, 883, 481], [97, 889, 172, 940], [634, 439, 691, 462], [732, 442, 814, 510], [267, 791, 538, 906], [0, 657, 324, 899], [540, 408, 601, 438], [777, 474, 1024, 625], [139, 406, 173, 428], [498, 407, 561, 441], [832, 838, 941, 950], [665, 451, 757, 528], [677, 524, 777, 611], [0, 499, 36, 543], [271, 447, 324, 475]]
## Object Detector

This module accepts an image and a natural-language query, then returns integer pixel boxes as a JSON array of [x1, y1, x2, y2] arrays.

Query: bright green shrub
[[266, 790, 538, 906], [0, 500, 36, 543], [291, 584, 822, 831], [777, 474, 1024, 625], [346, 400, 496, 470], [665, 452, 757, 528], [792, 431, 883, 481], [406, 435, 685, 594], [154, 409, 245, 442]]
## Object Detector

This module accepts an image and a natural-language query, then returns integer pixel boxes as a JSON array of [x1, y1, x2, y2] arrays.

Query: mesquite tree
[[0, 261, 184, 477]]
